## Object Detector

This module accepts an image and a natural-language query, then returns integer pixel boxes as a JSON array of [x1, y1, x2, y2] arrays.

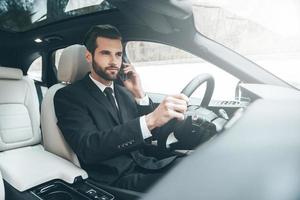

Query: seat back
[[0, 66, 88, 192], [41, 44, 91, 167], [0, 66, 41, 152]]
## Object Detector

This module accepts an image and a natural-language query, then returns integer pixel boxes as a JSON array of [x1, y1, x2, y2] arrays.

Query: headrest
[[0, 66, 23, 80], [57, 44, 91, 83]]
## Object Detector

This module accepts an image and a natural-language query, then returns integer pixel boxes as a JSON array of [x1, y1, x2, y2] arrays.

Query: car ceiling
[[0, 0, 193, 74]]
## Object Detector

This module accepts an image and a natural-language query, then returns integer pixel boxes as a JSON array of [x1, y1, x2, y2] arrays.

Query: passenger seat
[[0, 66, 87, 192]]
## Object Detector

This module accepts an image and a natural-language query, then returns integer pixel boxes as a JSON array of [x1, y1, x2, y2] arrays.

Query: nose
[[109, 55, 121, 67]]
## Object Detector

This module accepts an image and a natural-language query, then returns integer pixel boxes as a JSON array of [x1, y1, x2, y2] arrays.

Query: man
[[54, 25, 188, 192]]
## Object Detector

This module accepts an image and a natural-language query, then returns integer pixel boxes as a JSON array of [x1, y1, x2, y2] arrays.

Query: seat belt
[[34, 82, 43, 112]]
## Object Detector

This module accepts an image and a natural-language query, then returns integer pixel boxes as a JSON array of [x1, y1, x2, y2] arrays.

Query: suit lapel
[[82, 74, 120, 124]]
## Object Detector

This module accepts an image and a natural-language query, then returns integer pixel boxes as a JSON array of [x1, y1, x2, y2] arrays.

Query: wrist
[[132, 88, 145, 98], [145, 113, 156, 131]]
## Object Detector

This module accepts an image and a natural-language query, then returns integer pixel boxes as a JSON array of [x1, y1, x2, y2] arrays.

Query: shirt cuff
[[139, 116, 152, 139], [135, 95, 150, 105]]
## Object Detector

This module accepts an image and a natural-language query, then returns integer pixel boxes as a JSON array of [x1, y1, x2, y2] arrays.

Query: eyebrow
[[100, 50, 111, 54], [99, 50, 122, 55]]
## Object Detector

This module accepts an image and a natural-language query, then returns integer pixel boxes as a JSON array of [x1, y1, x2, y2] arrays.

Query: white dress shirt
[[89, 75, 152, 139]]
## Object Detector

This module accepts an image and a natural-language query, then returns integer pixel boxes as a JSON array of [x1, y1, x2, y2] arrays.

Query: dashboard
[[142, 84, 300, 200]]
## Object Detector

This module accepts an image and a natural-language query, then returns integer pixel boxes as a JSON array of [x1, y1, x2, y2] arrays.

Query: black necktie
[[104, 87, 119, 118]]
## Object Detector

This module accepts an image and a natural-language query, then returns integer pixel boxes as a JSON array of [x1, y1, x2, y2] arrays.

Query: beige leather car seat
[[41, 44, 91, 167], [0, 66, 87, 192]]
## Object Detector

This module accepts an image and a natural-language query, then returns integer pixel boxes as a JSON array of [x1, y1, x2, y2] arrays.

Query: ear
[[85, 50, 92, 64]]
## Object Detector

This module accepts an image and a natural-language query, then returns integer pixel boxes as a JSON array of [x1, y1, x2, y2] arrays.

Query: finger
[[168, 109, 185, 121], [172, 104, 187, 113], [166, 102, 187, 113], [122, 64, 134, 70], [123, 65, 129, 72], [171, 94, 189, 102], [165, 96, 188, 107], [123, 66, 137, 75], [122, 62, 130, 66]]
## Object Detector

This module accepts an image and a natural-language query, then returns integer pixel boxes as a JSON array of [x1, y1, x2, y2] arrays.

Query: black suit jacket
[[54, 74, 176, 184]]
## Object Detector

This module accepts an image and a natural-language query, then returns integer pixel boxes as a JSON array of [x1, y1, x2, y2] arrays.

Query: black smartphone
[[118, 56, 129, 81]]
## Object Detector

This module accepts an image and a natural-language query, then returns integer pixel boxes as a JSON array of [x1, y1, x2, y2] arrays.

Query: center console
[[1, 145, 142, 200], [31, 179, 114, 200], [5, 177, 142, 200]]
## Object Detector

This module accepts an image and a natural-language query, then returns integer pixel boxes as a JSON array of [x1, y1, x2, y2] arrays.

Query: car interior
[[1, 0, 300, 200], [0, 45, 146, 200]]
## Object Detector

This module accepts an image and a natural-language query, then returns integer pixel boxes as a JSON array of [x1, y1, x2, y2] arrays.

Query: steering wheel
[[157, 73, 215, 149], [181, 73, 214, 106]]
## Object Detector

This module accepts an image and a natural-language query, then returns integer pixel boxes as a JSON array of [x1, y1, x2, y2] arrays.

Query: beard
[[92, 59, 120, 81]]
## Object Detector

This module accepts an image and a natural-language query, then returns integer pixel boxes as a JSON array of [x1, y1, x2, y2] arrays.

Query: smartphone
[[118, 56, 129, 81]]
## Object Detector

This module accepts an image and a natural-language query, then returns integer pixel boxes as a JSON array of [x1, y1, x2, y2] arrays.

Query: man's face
[[88, 37, 123, 82]]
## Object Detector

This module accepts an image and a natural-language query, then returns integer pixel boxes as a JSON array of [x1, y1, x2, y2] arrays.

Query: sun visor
[[109, 0, 192, 19], [108, 0, 192, 34]]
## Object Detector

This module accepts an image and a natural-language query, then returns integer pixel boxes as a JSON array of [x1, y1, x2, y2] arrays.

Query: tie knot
[[104, 87, 113, 95]]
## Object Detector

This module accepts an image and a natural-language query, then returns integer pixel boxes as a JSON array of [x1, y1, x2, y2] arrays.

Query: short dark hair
[[83, 24, 122, 54]]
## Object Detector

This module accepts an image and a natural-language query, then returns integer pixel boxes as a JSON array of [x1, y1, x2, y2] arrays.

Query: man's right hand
[[145, 94, 189, 131]]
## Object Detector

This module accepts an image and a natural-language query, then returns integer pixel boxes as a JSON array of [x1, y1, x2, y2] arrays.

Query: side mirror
[[235, 81, 251, 103], [235, 80, 242, 101]]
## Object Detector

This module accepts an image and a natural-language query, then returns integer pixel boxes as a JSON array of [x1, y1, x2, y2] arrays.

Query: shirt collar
[[89, 74, 114, 93]]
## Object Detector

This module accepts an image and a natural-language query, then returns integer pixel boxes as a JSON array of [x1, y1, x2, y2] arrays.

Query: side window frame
[[124, 40, 240, 100]]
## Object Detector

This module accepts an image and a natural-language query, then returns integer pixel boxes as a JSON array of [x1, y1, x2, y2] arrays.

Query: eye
[[116, 52, 122, 57], [100, 50, 110, 55]]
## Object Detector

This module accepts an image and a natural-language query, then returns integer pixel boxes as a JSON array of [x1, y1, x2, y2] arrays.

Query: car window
[[126, 41, 239, 100], [192, 0, 300, 89], [27, 56, 42, 81]]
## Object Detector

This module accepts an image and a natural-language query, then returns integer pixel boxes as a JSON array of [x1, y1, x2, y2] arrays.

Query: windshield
[[192, 0, 300, 89]]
